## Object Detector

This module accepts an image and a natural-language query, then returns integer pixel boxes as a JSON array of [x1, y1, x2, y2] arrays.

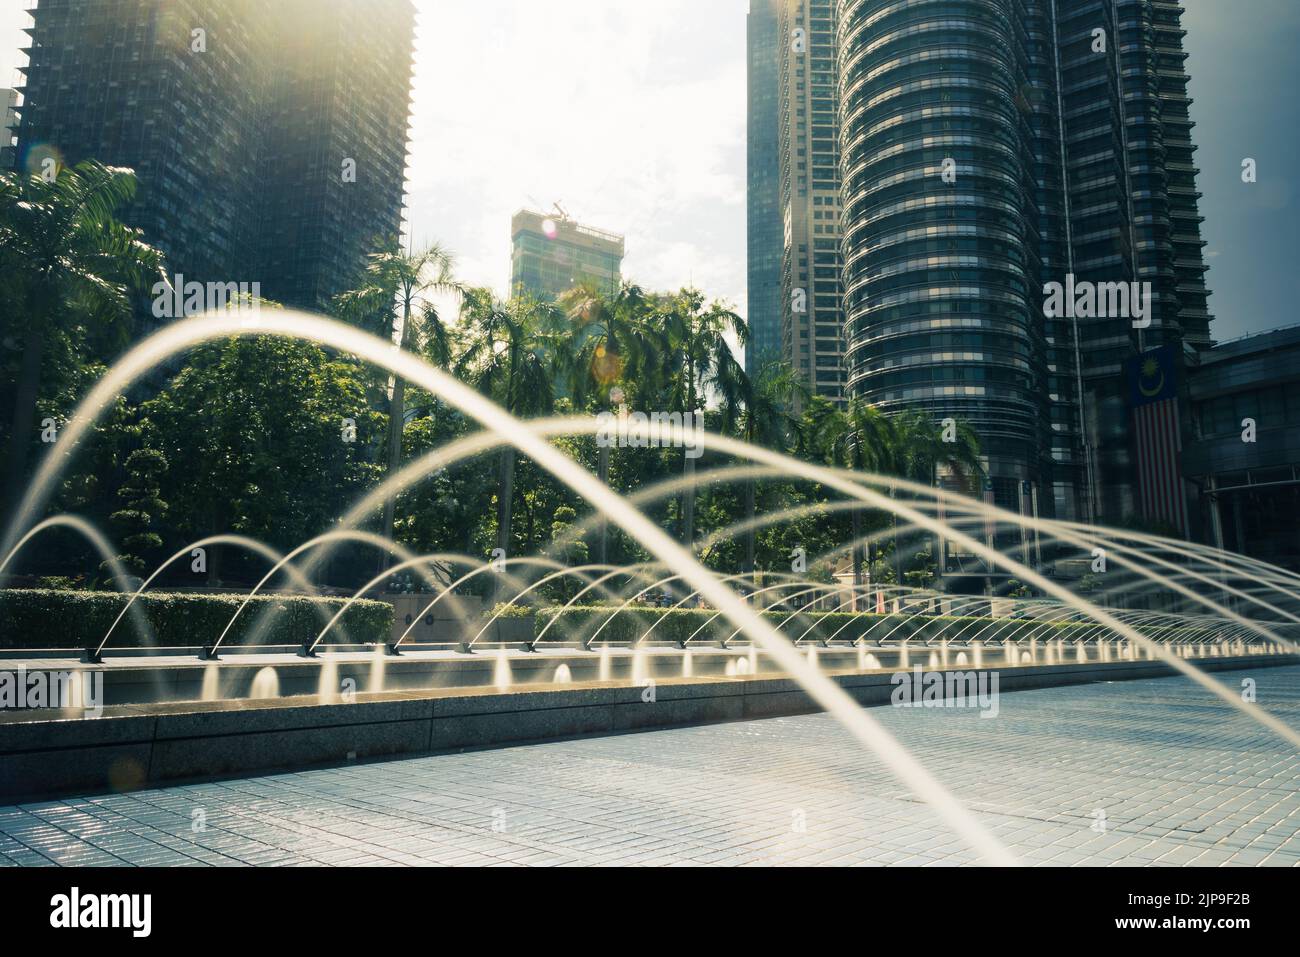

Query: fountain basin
[[0, 651, 1293, 801]]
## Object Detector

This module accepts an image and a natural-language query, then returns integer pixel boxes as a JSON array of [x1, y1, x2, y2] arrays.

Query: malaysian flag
[[982, 478, 996, 558], [1127, 346, 1189, 537]]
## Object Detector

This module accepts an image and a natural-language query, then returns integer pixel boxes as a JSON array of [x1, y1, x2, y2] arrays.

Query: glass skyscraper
[[11, 0, 415, 315], [510, 209, 624, 302], [829, 0, 1212, 524], [748, 0, 848, 403], [745, 0, 783, 372]]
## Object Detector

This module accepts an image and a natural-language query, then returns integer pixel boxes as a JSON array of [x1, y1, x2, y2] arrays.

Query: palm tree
[[890, 407, 982, 487], [885, 408, 983, 588], [659, 290, 747, 546], [725, 359, 804, 579], [455, 290, 556, 587], [1, 161, 166, 514], [333, 240, 459, 570], [556, 281, 654, 564], [824, 399, 895, 601], [557, 280, 656, 407]]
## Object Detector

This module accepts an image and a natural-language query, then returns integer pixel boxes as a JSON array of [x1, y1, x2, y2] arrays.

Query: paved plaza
[[1, 666, 1298, 866]]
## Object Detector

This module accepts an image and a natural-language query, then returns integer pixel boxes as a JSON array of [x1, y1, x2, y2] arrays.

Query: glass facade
[[833, 0, 1213, 523], [12, 0, 415, 316], [746, 0, 784, 371], [1183, 327, 1300, 571], [510, 209, 624, 301], [837, 0, 1044, 509], [775, 0, 848, 404]]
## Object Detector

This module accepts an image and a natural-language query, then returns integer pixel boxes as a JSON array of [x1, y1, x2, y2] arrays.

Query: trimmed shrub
[[536, 605, 1141, 646], [484, 601, 543, 620], [0, 589, 393, 651]]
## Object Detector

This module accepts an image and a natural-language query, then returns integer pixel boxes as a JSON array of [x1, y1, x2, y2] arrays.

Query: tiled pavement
[[1, 667, 1298, 866]]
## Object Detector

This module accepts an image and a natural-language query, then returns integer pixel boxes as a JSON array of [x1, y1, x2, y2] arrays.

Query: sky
[[1, 0, 1296, 342]]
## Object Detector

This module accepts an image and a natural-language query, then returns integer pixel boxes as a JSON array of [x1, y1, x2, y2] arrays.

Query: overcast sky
[[2, 0, 1296, 341]]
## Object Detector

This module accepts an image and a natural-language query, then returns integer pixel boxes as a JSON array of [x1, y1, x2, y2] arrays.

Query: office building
[[831, 0, 1213, 527], [1, 88, 17, 170], [745, 0, 783, 372], [774, 0, 848, 403], [1183, 326, 1300, 571], [510, 208, 624, 301], [11, 0, 415, 313]]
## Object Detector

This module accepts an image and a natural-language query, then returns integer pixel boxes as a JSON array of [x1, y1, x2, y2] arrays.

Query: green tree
[[558, 281, 667, 563], [455, 291, 558, 580], [140, 336, 383, 584], [106, 448, 168, 577], [332, 240, 459, 569], [0, 161, 165, 511], [823, 399, 894, 596], [889, 408, 983, 583], [728, 360, 804, 579], [658, 289, 746, 546]]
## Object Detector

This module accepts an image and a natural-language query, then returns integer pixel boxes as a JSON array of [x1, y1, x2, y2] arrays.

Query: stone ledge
[[0, 654, 1293, 802]]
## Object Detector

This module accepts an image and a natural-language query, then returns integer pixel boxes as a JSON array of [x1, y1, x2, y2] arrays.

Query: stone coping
[[0, 654, 1293, 802]]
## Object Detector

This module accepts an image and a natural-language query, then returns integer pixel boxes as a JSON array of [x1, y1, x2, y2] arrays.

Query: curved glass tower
[[836, 0, 1044, 497]]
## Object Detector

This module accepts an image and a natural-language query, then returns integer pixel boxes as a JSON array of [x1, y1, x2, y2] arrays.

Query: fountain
[[249, 667, 280, 700], [317, 657, 339, 703], [493, 649, 512, 691], [553, 664, 573, 684], [5, 306, 1300, 862], [368, 643, 387, 694], [630, 647, 649, 685], [200, 663, 221, 702]]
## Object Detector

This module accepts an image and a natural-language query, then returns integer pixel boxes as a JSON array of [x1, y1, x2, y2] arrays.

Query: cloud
[[407, 0, 747, 314]]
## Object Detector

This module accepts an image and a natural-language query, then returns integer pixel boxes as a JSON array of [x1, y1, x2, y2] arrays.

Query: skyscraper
[[830, 0, 1212, 525], [253, 0, 415, 310], [510, 209, 624, 301], [745, 0, 783, 373], [773, 0, 848, 404], [1, 89, 17, 170], [11, 0, 415, 314]]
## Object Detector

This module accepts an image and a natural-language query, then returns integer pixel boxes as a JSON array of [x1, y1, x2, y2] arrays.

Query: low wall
[[0, 654, 1293, 801]]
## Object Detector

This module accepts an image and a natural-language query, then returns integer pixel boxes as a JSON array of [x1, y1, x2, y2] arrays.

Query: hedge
[[535, 605, 1148, 647], [0, 589, 393, 651]]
